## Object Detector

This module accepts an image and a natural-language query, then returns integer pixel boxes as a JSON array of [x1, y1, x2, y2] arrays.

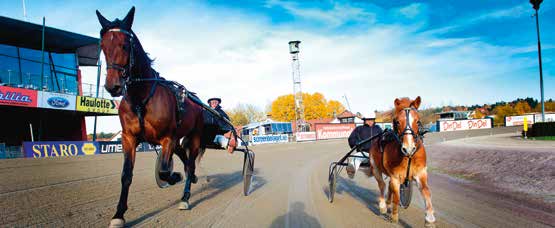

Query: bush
[[525, 122, 555, 137]]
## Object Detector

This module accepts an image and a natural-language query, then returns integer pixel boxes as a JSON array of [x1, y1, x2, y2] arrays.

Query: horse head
[[96, 7, 136, 97], [393, 96, 422, 156]]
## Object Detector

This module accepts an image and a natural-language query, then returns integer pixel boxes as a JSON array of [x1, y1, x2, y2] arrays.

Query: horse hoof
[[425, 213, 436, 227], [390, 214, 399, 223], [191, 175, 198, 184], [109, 218, 125, 228], [379, 207, 387, 215], [425, 221, 436, 228], [170, 172, 183, 185], [178, 201, 190, 210]]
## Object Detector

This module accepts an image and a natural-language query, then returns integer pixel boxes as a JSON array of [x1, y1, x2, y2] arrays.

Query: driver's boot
[[223, 131, 237, 154]]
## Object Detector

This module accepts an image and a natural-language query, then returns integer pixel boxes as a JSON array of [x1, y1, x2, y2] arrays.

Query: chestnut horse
[[369, 96, 436, 226], [97, 7, 205, 227]]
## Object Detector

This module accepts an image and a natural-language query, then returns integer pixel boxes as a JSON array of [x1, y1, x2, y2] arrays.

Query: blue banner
[[251, 134, 289, 145], [23, 141, 99, 158], [98, 141, 159, 153]]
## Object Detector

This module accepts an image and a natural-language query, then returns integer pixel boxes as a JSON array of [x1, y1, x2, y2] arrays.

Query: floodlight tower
[[289, 40, 308, 132]]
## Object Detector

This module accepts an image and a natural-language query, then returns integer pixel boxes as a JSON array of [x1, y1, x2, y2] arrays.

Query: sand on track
[[1, 127, 552, 227]]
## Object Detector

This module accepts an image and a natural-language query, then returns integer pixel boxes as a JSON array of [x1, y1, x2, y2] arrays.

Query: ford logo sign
[[47, 97, 69, 108]]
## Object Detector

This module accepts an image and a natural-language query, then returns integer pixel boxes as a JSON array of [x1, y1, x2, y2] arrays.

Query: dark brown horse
[[369, 96, 436, 226], [96, 7, 205, 227]]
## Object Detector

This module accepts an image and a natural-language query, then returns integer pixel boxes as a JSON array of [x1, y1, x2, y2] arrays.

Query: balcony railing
[[81, 83, 113, 99], [0, 69, 115, 99]]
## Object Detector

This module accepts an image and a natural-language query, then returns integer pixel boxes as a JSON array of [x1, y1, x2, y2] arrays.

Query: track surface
[[1, 126, 552, 227]]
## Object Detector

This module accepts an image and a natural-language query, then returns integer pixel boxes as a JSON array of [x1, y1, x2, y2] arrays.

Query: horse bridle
[[393, 108, 423, 156], [104, 28, 135, 86]]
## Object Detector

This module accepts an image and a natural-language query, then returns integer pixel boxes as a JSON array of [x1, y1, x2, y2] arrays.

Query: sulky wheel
[[399, 180, 413, 209], [242, 150, 255, 196], [328, 163, 338, 203]]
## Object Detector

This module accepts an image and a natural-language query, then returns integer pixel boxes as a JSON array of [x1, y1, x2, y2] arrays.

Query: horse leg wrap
[[190, 174, 198, 184], [182, 192, 191, 201], [169, 172, 183, 185], [159, 171, 171, 182]]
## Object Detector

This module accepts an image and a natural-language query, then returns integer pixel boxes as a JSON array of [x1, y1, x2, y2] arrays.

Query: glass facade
[[0, 44, 78, 94]]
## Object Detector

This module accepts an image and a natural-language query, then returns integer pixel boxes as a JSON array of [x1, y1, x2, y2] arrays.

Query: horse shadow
[[189, 168, 265, 208], [126, 168, 265, 227], [323, 175, 412, 227], [270, 202, 322, 228]]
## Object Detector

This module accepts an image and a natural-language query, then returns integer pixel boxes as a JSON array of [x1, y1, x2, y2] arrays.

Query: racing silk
[[348, 124, 383, 151]]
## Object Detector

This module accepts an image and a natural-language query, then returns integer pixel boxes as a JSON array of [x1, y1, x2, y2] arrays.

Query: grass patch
[[529, 136, 555, 141]]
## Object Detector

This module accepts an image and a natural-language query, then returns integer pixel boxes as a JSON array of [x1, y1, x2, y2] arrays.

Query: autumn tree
[[269, 93, 345, 122], [514, 101, 532, 115], [473, 110, 485, 119], [534, 100, 555, 112], [226, 103, 265, 126], [493, 103, 516, 126], [327, 100, 346, 118]]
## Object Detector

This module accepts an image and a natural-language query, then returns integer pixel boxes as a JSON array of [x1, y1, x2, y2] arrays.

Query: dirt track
[[1, 127, 553, 227]]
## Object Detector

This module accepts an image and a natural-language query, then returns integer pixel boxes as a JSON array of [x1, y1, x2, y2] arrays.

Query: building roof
[[0, 16, 100, 66], [337, 110, 356, 118]]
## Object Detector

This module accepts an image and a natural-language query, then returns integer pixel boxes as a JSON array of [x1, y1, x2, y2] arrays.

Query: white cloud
[[66, 2, 550, 133], [265, 0, 376, 27], [397, 3, 426, 19]]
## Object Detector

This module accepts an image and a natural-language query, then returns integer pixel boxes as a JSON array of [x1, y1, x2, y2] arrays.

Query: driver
[[346, 111, 383, 178], [205, 98, 237, 153]]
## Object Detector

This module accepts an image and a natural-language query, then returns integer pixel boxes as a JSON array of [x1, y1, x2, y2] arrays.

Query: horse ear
[[121, 6, 135, 30], [411, 96, 421, 109], [394, 98, 401, 108], [96, 10, 110, 28]]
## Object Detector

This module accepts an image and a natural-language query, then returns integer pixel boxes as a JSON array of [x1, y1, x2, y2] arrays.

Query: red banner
[[0, 86, 38, 107], [439, 119, 492, 132], [296, 131, 316, 141], [315, 123, 356, 140]]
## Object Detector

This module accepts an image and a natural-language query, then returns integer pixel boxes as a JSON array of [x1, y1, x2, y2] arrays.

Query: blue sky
[[1, 0, 554, 132]]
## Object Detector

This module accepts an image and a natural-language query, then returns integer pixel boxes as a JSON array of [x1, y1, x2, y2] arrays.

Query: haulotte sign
[[76, 96, 119, 114]]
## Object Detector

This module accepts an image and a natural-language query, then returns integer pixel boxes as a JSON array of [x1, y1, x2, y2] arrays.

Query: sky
[[1, 0, 554, 133]]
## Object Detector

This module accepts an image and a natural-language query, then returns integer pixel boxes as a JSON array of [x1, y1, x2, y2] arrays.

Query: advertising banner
[[438, 119, 492, 132], [534, 113, 555, 123], [296, 132, 316, 142], [505, 115, 535, 126], [98, 141, 159, 153], [251, 134, 289, 145], [37, 91, 76, 111], [315, 123, 356, 140], [76, 96, 119, 114], [23, 141, 99, 158], [0, 85, 37, 107]]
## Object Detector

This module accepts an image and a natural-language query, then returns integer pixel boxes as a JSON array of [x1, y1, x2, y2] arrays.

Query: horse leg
[[389, 177, 401, 223], [196, 148, 208, 182], [158, 137, 183, 185], [370, 155, 387, 215], [110, 135, 137, 228], [179, 133, 202, 210], [416, 168, 436, 226]]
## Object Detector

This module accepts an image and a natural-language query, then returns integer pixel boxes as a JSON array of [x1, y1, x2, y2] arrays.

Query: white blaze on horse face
[[402, 109, 417, 155]]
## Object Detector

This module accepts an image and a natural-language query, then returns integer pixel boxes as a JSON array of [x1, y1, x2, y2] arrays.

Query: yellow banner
[[523, 116, 528, 131], [76, 96, 119, 114]]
